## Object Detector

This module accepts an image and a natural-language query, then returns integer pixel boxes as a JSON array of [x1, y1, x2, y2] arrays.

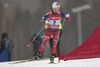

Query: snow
[[0, 58, 100, 67]]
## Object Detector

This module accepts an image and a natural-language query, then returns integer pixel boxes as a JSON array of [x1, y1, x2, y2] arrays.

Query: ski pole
[[57, 18, 69, 63], [59, 18, 66, 35], [61, 18, 66, 28], [27, 24, 45, 47]]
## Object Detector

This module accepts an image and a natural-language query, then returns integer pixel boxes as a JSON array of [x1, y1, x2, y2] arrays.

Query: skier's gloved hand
[[65, 14, 71, 22], [40, 19, 45, 24], [66, 17, 71, 22], [65, 14, 70, 18], [40, 17, 45, 24]]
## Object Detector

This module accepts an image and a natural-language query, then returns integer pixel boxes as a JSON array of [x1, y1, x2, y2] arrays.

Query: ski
[[9, 59, 33, 64], [9, 58, 48, 64]]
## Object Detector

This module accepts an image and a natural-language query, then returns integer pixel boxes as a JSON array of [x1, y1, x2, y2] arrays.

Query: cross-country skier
[[45, 23, 63, 57], [34, 2, 71, 63]]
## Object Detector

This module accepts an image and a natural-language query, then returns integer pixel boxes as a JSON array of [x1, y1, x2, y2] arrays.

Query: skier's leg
[[52, 29, 59, 54], [52, 38, 59, 54], [34, 36, 50, 60], [38, 35, 50, 52], [49, 37, 53, 52], [50, 29, 59, 63], [34, 29, 51, 60], [56, 29, 63, 57]]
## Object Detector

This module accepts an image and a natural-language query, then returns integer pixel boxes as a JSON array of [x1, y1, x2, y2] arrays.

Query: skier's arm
[[40, 13, 49, 24], [61, 12, 71, 22]]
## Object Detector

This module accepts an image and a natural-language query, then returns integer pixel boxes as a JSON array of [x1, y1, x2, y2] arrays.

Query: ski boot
[[50, 54, 55, 63], [34, 52, 42, 60]]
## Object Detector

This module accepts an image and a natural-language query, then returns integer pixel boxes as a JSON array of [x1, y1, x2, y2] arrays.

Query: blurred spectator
[[30, 34, 43, 58], [0, 32, 14, 61]]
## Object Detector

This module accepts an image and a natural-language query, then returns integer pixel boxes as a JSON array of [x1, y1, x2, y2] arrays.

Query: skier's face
[[53, 7, 60, 13]]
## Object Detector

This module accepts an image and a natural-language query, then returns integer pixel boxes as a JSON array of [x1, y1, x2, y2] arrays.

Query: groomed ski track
[[0, 58, 100, 67]]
